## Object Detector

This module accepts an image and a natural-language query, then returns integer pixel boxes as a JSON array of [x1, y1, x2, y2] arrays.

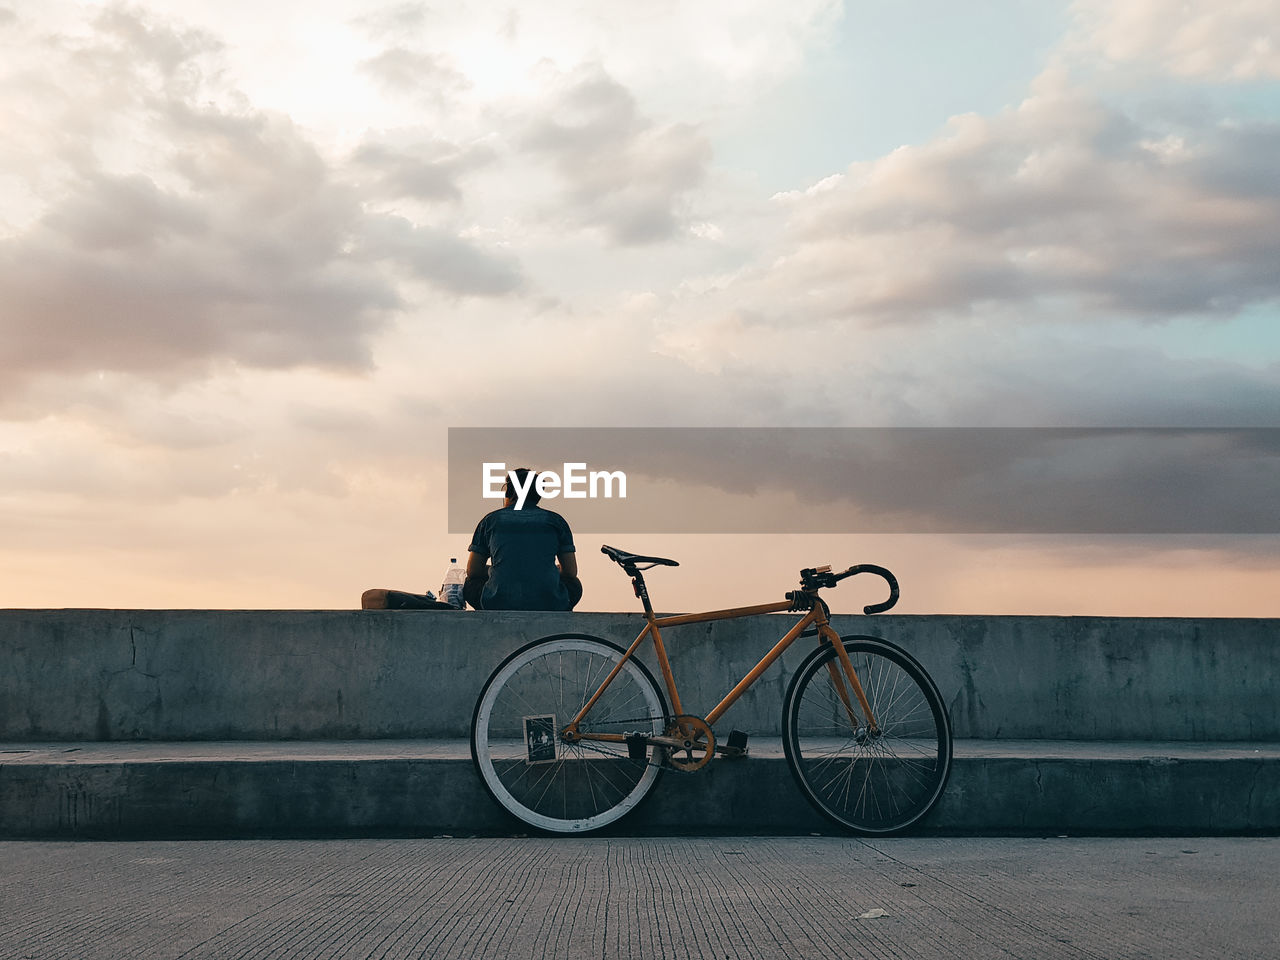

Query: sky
[[1, 0, 1278, 616]]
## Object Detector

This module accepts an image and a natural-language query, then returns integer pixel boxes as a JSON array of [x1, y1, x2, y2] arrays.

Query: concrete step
[[2, 740, 1277, 839]]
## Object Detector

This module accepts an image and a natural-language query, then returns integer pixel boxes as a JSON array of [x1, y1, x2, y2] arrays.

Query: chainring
[[664, 715, 715, 772]]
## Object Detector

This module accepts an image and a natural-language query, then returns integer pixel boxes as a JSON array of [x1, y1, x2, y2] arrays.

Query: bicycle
[[470, 545, 953, 835]]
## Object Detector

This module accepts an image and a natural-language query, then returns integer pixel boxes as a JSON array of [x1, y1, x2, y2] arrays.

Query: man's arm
[[463, 552, 490, 610], [557, 552, 583, 610]]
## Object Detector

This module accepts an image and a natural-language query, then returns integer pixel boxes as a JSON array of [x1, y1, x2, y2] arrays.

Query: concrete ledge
[[3, 610, 1279, 741], [3, 740, 1277, 839]]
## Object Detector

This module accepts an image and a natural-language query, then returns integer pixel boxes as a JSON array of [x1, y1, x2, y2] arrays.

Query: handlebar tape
[[841, 564, 899, 615]]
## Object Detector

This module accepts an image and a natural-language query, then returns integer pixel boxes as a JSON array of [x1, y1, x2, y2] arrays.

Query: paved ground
[[1, 837, 1274, 959]]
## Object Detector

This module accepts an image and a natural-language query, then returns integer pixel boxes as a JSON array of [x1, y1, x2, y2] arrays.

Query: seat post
[[628, 567, 656, 617]]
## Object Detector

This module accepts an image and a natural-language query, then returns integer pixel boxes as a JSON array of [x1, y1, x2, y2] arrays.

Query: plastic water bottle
[[441, 558, 465, 609]]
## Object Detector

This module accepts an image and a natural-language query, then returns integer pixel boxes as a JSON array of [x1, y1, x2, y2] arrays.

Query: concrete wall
[[1, 610, 1276, 742]]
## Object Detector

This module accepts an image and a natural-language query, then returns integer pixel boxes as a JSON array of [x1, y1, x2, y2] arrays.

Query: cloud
[[1070, 0, 1280, 80], [0, 4, 523, 396], [519, 65, 712, 245], [350, 136, 496, 203], [0, 107, 400, 385], [357, 47, 469, 105], [0, 364, 441, 506], [351, 0, 842, 108], [359, 213, 523, 295], [350, 2, 431, 42], [686, 70, 1280, 329]]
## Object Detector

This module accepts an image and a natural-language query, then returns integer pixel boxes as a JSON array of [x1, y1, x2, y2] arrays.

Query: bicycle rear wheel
[[783, 636, 952, 835], [471, 634, 668, 834]]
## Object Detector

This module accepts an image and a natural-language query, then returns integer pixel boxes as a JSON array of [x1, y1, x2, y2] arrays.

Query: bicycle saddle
[[601, 544, 679, 568]]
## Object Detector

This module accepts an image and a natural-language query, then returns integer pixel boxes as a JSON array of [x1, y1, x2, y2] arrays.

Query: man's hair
[[504, 467, 540, 507]]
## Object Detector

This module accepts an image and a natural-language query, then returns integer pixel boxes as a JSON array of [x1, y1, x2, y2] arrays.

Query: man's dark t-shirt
[[467, 505, 576, 610]]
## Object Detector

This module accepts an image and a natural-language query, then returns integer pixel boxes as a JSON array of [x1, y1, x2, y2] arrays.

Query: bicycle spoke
[[785, 638, 951, 834]]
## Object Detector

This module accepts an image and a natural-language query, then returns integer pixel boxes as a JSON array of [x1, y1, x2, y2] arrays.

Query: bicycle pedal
[[626, 733, 648, 761], [717, 730, 749, 758]]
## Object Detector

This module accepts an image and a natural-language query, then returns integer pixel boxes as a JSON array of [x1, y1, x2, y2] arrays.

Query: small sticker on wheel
[[524, 715, 557, 764]]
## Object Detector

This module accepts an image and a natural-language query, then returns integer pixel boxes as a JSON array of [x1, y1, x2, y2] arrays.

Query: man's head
[[504, 467, 540, 508]]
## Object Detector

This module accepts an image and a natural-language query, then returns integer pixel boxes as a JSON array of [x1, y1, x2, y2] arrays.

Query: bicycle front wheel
[[471, 635, 669, 834], [783, 636, 952, 835]]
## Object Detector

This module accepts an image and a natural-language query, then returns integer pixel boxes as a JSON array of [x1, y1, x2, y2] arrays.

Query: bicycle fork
[[814, 616, 879, 737]]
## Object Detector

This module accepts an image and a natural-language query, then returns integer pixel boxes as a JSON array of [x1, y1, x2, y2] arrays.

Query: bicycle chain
[[561, 716, 702, 774]]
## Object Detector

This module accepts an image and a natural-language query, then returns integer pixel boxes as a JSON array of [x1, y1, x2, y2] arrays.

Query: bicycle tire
[[471, 634, 669, 834], [782, 635, 952, 835]]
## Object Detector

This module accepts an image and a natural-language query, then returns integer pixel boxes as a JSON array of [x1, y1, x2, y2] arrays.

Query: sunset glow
[[2, 1, 1278, 615]]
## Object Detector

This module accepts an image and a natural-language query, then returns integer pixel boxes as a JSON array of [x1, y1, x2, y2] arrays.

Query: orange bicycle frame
[[565, 596, 877, 743]]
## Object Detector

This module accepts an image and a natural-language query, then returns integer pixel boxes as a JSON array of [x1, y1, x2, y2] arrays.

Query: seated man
[[464, 467, 582, 611]]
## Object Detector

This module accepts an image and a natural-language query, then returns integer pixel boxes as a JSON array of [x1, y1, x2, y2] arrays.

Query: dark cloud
[[520, 65, 711, 245]]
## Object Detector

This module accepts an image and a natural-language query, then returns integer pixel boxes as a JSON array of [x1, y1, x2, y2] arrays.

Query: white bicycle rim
[[472, 637, 666, 833]]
